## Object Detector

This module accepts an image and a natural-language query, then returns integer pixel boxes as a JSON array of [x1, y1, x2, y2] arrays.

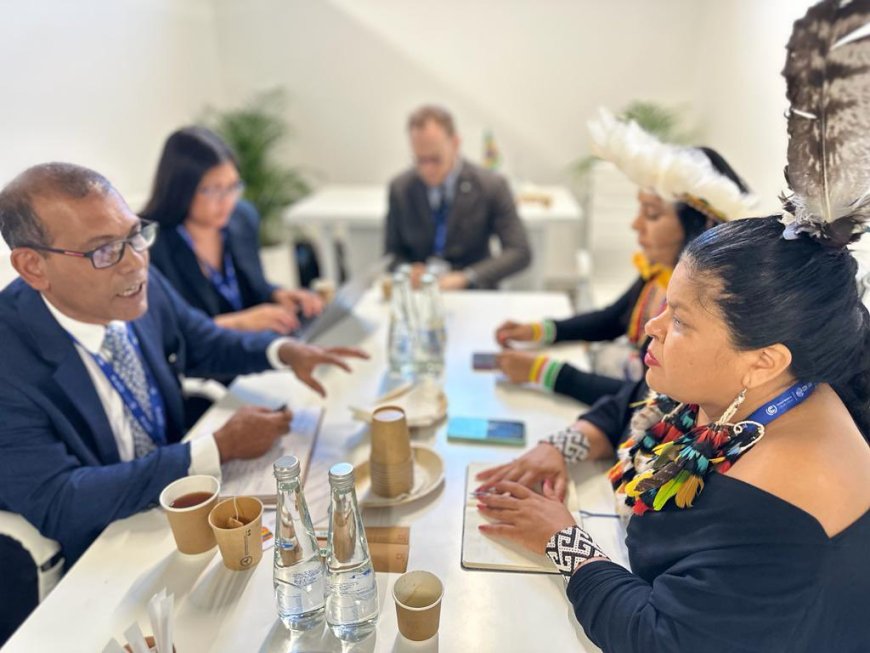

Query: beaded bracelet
[[546, 525, 609, 578], [541, 425, 591, 463], [530, 320, 556, 344], [528, 356, 564, 392]]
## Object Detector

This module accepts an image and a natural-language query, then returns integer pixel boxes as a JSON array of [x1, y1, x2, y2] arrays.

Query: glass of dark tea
[[159, 475, 221, 554]]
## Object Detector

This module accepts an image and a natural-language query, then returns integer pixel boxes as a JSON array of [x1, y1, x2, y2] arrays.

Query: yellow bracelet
[[530, 322, 543, 342], [528, 355, 548, 383]]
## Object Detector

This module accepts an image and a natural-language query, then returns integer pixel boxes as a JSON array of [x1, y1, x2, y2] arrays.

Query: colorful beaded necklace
[[609, 382, 816, 514]]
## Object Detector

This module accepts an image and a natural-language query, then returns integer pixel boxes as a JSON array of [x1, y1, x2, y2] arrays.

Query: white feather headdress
[[588, 108, 757, 222]]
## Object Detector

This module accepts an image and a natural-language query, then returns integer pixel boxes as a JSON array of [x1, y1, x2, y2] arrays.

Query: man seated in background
[[384, 104, 532, 290], [0, 162, 367, 567]]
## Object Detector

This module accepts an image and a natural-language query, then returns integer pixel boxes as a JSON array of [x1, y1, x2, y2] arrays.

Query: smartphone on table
[[447, 416, 526, 446]]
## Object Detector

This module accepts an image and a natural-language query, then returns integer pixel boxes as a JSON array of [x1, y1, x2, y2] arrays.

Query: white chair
[[574, 161, 639, 311], [0, 511, 63, 644], [180, 376, 229, 404], [572, 162, 643, 376], [0, 512, 63, 602]]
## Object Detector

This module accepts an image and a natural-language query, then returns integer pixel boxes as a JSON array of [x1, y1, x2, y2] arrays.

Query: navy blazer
[[0, 268, 276, 565], [149, 199, 277, 317]]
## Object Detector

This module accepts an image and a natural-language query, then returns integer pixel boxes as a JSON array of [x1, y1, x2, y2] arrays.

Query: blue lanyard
[[744, 381, 815, 426], [87, 327, 167, 445], [431, 186, 450, 257], [177, 225, 243, 311]]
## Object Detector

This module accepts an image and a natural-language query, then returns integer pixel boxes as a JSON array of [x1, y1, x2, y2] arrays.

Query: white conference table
[[2, 290, 625, 653], [284, 184, 583, 291]]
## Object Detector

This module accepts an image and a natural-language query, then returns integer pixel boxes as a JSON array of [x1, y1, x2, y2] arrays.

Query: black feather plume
[[782, 0, 870, 245]]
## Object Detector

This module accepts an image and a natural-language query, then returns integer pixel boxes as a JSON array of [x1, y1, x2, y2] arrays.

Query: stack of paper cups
[[369, 405, 414, 497]]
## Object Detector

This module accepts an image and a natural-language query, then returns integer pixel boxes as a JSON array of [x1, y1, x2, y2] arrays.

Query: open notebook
[[462, 462, 630, 573]]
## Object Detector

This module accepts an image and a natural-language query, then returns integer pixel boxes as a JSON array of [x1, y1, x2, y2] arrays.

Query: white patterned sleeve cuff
[[546, 525, 609, 578], [541, 425, 591, 463]]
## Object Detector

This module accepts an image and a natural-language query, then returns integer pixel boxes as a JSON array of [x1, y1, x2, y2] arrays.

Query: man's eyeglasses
[[415, 155, 444, 167], [197, 180, 245, 200], [21, 220, 158, 269]]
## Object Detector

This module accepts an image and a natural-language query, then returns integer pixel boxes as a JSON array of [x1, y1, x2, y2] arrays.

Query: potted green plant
[[202, 89, 312, 246]]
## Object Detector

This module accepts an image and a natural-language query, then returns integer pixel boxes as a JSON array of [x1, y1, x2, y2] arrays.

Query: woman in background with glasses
[[142, 126, 321, 334]]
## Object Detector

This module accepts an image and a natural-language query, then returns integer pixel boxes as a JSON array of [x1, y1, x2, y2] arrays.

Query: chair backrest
[[0, 511, 63, 602], [586, 161, 639, 291], [573, 161, 640, 310]]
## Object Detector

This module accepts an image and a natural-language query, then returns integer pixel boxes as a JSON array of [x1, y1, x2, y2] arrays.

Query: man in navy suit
[[0, 162, 366, 566], [384, 105, 531, 290]]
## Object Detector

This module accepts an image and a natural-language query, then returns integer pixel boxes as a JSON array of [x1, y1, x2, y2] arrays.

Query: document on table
[[222, 406, 324, 501], [462, 462, 629, 573], [186, 403, 324, 502]]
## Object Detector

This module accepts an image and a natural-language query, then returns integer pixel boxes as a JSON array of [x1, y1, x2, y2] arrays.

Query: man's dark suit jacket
[[0, 269, 277, 565], [149, 199, 277, 317], [384, 160, 532, 288]]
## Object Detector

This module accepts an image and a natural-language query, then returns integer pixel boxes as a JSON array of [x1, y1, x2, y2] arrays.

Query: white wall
[[0, 0, 226, 208], [212, 0, 704, 186], [0, 0, 846, 220], [693, 0, 814, 215], [209, 0, 820, 211]]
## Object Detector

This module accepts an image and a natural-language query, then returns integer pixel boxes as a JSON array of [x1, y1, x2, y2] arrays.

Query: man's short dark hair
[[407, 105, 456, 137], [0, 162, 113, 249]]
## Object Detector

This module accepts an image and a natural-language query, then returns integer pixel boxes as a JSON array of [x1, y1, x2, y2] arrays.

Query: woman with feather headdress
[[493, 112, 755, 409], [478, 114, 754, 499], [476, 2, 870, 650]]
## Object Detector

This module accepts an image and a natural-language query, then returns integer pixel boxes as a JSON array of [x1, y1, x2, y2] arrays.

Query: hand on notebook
[[475, 442, 569, 501], [278, 342, 369, 396], [214, 405, 294, 462], [476, 480, 575, 554]]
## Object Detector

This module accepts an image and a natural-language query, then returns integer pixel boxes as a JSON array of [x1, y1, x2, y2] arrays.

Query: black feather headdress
[[781, 0, 870, 245]]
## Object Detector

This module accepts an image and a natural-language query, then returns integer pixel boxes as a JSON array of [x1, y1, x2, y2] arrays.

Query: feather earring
[[715, 388, 746, 425], [780, 0, 870, 244]]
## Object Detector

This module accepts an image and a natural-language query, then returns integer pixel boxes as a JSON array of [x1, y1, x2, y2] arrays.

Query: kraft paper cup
[[124, 635, 177, 652], [381, 274, 394, 301], [370, 406, 412, 464], [312, 277, 336, 304], [208, 496, 264, 571], [159, 475, 220, 555], [392, 570, 443, 641], [370, 457, 414, 498]]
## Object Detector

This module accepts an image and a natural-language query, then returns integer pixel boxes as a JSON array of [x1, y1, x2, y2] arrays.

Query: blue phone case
[[447, 417, 526, 446]]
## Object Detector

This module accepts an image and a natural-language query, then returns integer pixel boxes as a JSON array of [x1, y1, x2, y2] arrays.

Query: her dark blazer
[[149, 199, 277, 316]]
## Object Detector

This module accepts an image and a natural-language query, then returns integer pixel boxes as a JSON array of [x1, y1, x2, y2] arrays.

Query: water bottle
[[415, 273, 446, 377], [325, 462, 379, 642], [387, 271, 417, 379], [273, 455, 325, 631]]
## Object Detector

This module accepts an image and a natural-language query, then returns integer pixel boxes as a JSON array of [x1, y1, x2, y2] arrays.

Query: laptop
[[295, 255, 393, 343]]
